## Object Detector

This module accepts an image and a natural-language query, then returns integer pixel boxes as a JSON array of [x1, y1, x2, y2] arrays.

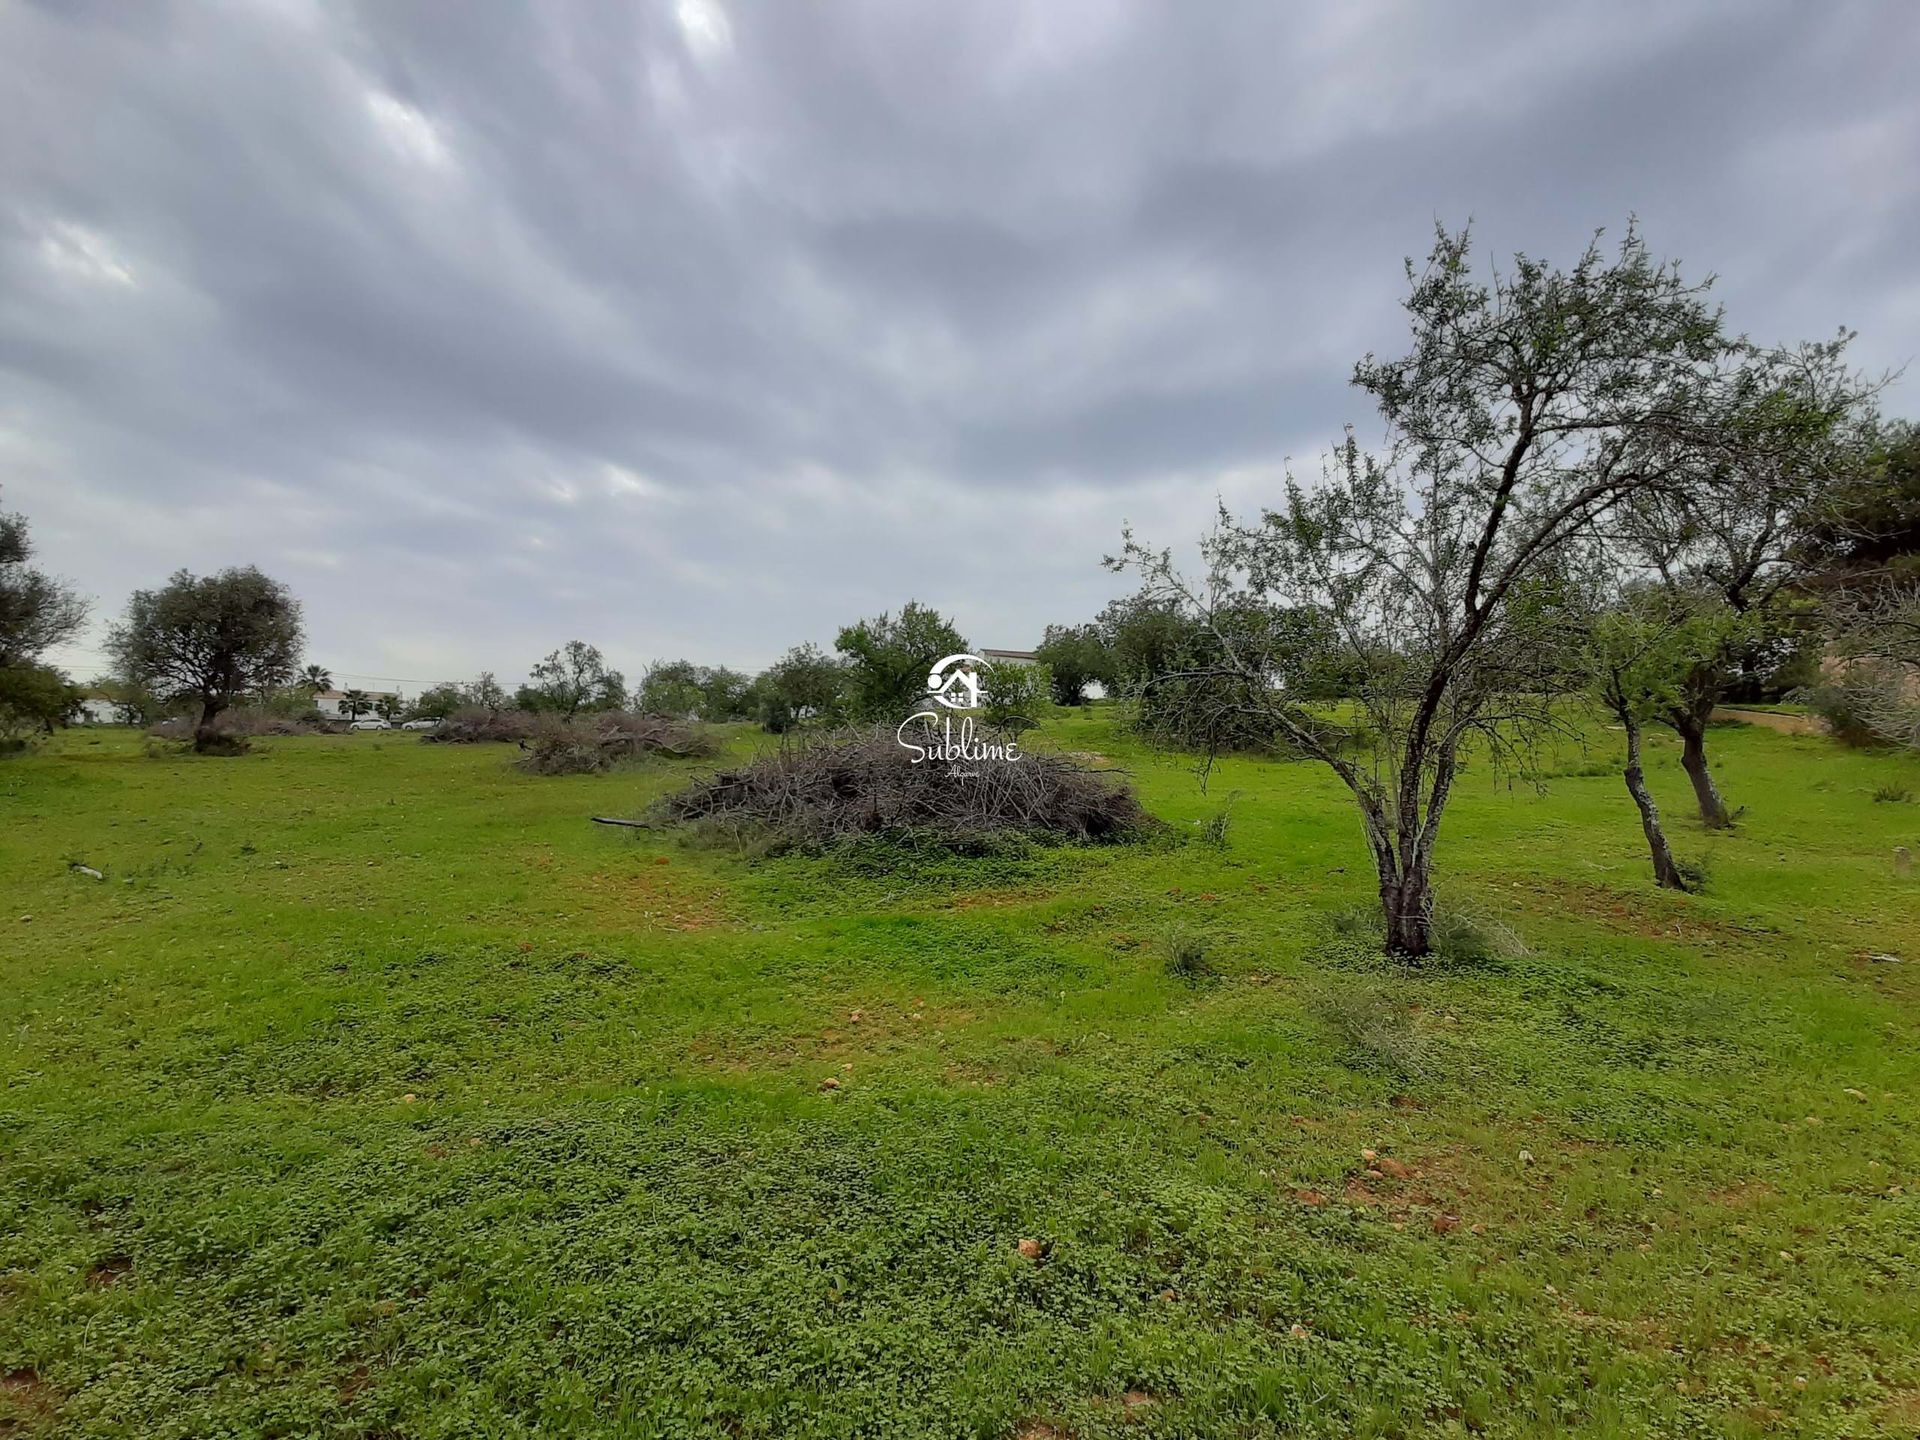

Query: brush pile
[[515, 711, 717, 775], [659, 726, 1148, 846], [422, 706, 538, 743]]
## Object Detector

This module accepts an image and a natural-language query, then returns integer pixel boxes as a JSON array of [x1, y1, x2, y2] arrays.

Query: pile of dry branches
[[516, 711, 718, 774], [422, 706, 539, 743], [658, 726, 1148, 846]]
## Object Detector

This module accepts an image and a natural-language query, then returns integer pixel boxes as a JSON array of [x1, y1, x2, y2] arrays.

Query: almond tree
[[1615, 341, 1873, 825], [1115, 224, 1791, 957]]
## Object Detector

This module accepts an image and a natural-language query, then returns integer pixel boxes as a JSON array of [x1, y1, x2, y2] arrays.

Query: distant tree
[[637, 660, 706, 717], [1575, 591, 1731, 890], [409, 682, 466, 722], [374, 694, 404, 723], [0, 490, 88, 671], [93, 674, 158, 726], [754, 643, 847, 732], [1033, 624, 1113, 705], [1797, 420, 1920, 590], [835, 602, 969, 722], [1095, 593, 1192, 690], [300, 663, 333, 692], [527, 641, 624, 719], [697, 666, 756, 721], [1114, 223, 1808, 957], [1618, 342, 1872, 826], [341, 689, 372, 720], [0, 662, 81, 747], [980, 660, 1050, 731], [107, 567, 304, 753], [467, 672, 508, 713]]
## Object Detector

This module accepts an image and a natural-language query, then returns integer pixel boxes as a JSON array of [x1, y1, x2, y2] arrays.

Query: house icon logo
[[925, 653, 985, 710]]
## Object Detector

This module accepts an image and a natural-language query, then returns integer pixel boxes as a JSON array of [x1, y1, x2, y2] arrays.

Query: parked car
[[400, 719, 439, 731], [349, 718, 390, 731]]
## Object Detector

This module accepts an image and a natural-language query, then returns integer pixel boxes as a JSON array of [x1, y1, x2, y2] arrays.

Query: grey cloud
[[2, 0, 1915, 687]]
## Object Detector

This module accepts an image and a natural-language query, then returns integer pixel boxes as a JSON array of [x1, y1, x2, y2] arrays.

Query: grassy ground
[[3, 714, 1919, 1438]]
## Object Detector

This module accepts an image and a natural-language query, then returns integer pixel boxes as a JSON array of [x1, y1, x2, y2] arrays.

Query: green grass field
[[4, 716, 1919, 1438]]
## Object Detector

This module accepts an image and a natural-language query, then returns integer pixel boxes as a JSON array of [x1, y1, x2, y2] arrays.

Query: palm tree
[[374, 694, 402, 723], [342, 689, 371, 720], [301, 663, 332, 692]]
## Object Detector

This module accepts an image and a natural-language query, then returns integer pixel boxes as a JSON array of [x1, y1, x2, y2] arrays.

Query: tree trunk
[[1380, 863, 1434, 957], [194, 697, 226, 753], [1622, 718, 1688, 890], [1675, 714, 1732, 829]]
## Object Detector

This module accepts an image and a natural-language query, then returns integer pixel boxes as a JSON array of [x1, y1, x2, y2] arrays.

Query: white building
[[311, 688, 399, 719]]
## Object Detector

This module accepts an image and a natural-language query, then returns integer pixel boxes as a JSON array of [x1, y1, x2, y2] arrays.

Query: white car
[[401, 718, 439, 731], [349, 718, 391, 731]]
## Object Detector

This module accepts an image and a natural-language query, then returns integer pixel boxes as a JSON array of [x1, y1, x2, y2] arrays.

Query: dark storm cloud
[[3, 0, 1915, 687]]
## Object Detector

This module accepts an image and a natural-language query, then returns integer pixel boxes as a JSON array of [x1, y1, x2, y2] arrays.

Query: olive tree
[[1033, 624, 1112, 705], [0, 492, 88, 671], [1575, 590, 1741, 890], [835, 602, 969, 722], [108, 567, 304, 753], [755, 643, 847, 732], [527, 641, 624, 718], [1115, 224, 1774, 957]]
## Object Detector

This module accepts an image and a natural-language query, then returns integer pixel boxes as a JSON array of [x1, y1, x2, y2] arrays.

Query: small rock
[[819, 1077, 841, 1091], [1431, 1214, 1460, 1234], [17, 916, 30, 924], [402, 1093, 417, 1103], [1158, 1288, 1176, 1302], [1518, 1149, 1534, 1165], [1778, 1250, 1795, 1262], [1843, 1087, 1867, 1101], [1469, 1223, 1486, 1236], [849, 1010, 863, 1023], [1377, 1157, 1413, 1180], [1360, 1148, 1378, 1162], [1288, 1324, 1309, 1339], [1016, 1237, 1044, 1261]]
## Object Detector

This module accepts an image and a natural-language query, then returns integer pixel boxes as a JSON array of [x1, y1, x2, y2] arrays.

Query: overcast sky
[[4, 1, 1916, 692]]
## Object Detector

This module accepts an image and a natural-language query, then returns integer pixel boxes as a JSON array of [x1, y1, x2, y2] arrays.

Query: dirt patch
[[1523, 877, 1776, 947], [693, 1002, 976, 1076], [570, 866, 731, 931], [1712, 706, 1828, 736], [84, 1254, 132, 1287], [1877, 1389, 1920, 1431], [1704, 1180, 1776, 1210], [945, 887, 1058, 911], [0, 1367, 57, 1426]]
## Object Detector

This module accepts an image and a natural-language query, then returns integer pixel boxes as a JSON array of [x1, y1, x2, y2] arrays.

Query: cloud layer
[[4, 0, 1916, 689]]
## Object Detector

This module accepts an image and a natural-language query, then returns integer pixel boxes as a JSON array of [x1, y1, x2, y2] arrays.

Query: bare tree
[[1114, 223, 1786, 957]]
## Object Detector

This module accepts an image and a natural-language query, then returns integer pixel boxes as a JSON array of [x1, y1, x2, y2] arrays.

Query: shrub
[[980, 660, 1049, 732], [658, 727, 1149, 849], [1162, 926, 1216, 982], [1197, 793, 1237, 849], [1316, 981, 1433, 1080], [514, 712, 717, 775], [146, 708, 336, 743], [1873, 782, 1914, 804]]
